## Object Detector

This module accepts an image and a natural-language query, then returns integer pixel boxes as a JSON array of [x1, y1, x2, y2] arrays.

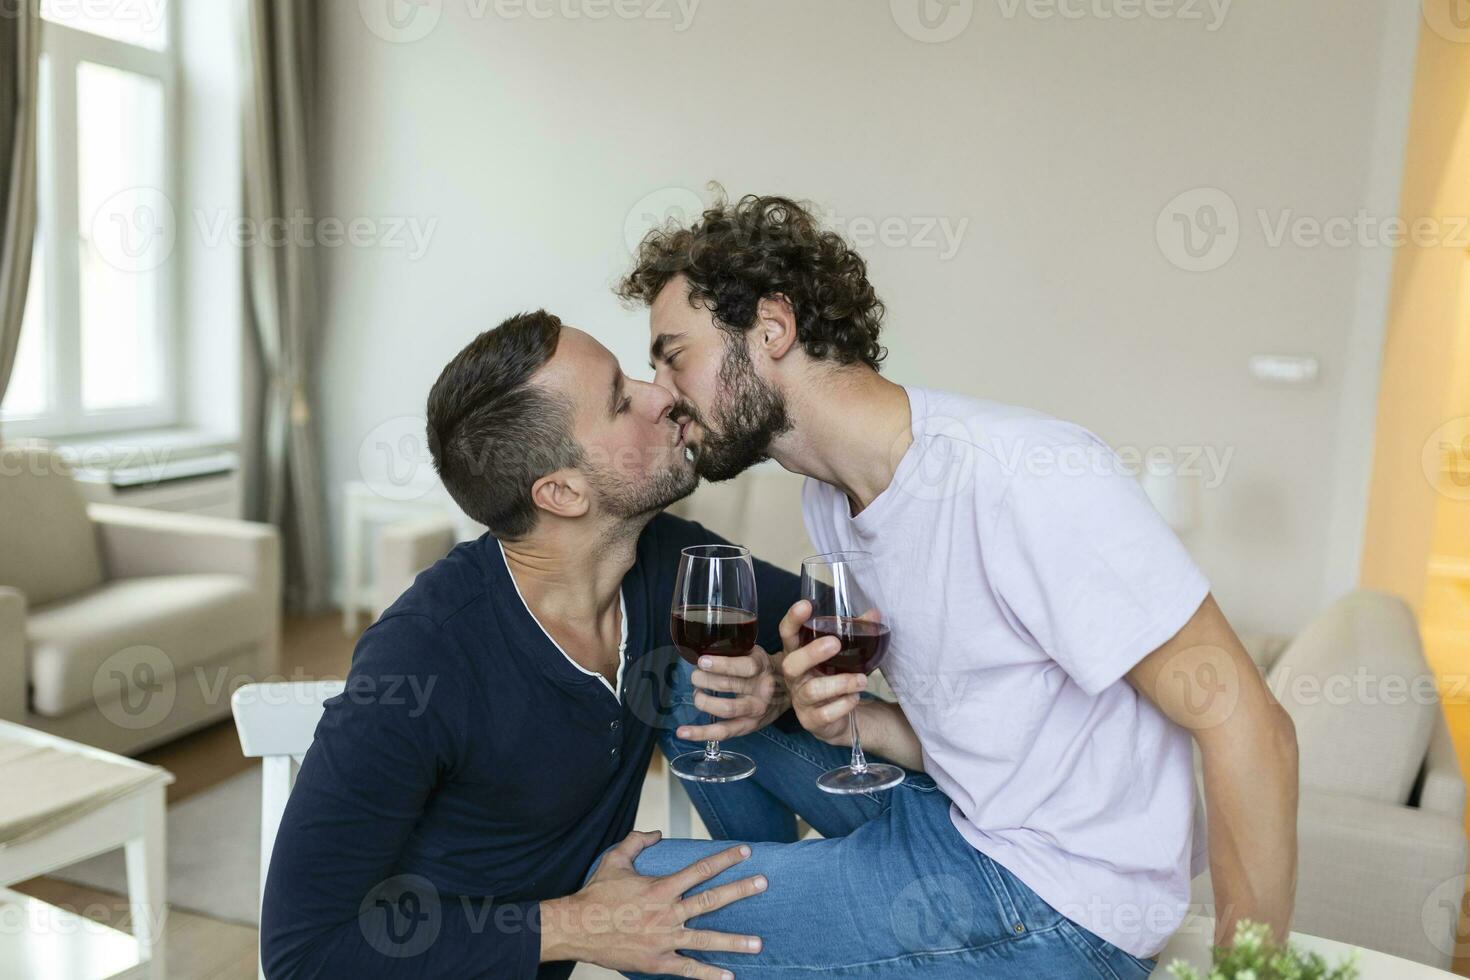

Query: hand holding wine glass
[[671, 642, 784, 743], [793, 552, 905, 799], [777, 599, 871, 746], [668, 544, 760, 783]]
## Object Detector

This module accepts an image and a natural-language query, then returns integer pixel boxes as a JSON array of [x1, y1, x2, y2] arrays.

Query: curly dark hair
[[616, 192, 887, 371]]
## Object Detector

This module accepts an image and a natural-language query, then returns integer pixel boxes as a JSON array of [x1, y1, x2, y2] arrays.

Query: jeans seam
[[750, 726, 887, 806], [1057, 919, 1125, 980], [663, 920, 1070, 975]]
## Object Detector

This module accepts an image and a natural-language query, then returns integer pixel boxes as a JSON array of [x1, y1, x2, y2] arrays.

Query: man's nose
[[639, 378, 677, 421]]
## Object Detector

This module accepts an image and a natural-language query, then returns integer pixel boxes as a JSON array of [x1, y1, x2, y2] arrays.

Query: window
[[2, 1, 177, 437]]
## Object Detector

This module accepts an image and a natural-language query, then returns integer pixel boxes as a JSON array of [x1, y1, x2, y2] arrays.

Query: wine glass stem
[[705, 739, 721, 761], [847, 709, 869, 774]]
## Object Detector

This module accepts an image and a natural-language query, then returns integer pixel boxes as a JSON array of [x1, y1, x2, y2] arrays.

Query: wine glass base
[[670, 750, 757, 783], [817, 763, 905, 795]]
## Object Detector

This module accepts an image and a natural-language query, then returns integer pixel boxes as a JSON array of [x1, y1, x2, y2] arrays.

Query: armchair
[[0, 444, 281, 755]]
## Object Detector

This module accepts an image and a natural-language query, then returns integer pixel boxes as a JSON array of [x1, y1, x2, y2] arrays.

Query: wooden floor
[[12, 612, 1470, 978]]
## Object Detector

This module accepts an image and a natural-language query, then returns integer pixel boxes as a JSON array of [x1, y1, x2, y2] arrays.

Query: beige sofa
[[0, 444, 281, 756], [374, 466, 1467, 967]]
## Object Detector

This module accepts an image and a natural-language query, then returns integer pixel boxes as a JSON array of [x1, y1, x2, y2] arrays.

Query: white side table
[[0, 720, 173, 980], [340, 480, 461, 633]]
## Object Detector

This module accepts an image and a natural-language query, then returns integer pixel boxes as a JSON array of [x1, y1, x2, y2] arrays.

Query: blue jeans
[[608, 661, 1158, 979]]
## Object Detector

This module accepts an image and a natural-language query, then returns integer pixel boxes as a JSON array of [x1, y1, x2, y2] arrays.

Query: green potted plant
[[1168, 921, 1360, 980]]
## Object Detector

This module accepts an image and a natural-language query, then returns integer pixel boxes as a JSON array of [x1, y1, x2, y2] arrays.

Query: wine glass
[[799, 551, 904, 794], [669, 544, 759, 783]]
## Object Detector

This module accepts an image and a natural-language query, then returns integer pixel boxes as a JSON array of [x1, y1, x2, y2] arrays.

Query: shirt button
[[609, 746, 619, 759], [609, 719, 620, 732]]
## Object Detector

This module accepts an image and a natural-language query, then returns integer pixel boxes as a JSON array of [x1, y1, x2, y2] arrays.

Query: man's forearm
[[855, 699, 925, 772], [1200, 703, 1299, 945]]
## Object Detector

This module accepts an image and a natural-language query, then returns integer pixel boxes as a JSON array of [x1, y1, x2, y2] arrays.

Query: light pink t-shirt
[[801, 386, 1209, 959]]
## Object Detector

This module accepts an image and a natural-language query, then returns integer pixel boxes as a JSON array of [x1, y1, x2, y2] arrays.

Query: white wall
[[315, 0, 1418, 635]]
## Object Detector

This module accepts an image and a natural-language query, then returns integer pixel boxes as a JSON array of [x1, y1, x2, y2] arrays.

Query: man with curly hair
[[619, 194, 1300, 977], [261, 311, 1017, 980]]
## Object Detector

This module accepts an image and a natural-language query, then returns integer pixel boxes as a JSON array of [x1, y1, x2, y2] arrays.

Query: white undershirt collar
[[498, 540, 629, 703]]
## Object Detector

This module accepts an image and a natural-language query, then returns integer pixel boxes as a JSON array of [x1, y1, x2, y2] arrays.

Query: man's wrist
[[538, 896, 580, 963]]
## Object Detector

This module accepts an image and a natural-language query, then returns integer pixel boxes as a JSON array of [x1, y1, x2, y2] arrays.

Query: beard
[[680, 333, 792, 483], [589, 450, 699, 521]]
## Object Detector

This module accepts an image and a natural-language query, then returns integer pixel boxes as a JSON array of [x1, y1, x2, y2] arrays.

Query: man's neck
[[769, 368, 913, 516], [500, 517, 648, 628]]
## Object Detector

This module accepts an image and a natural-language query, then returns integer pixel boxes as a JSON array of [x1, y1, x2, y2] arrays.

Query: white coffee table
[[1154, 915, 1457, 978], [0, 720, 172, 979]]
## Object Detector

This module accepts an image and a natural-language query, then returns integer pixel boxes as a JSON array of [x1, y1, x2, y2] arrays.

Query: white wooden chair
[[230, 680, 346, 980], [232, 678, 703, 980]]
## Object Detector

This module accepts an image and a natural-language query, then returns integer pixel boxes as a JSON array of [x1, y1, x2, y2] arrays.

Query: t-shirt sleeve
[[982, 426, 1211, 696], [260, 614, 542, 979]]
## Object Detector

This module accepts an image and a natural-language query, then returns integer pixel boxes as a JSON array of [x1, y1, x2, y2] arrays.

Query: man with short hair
[[619, 193, 1301, 971], [261, 311, 1048, 979]]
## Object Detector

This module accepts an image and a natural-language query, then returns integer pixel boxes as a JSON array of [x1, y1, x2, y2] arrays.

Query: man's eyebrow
[[606, 367, 626, 417], [650, 332, 683, 365]]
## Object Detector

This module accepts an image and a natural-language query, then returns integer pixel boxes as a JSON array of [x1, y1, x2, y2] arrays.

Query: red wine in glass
[[801, 551, 904, 794], [798, 617, 890, 676], [672, 606, 758, 667], [668, 544, 759, 783]]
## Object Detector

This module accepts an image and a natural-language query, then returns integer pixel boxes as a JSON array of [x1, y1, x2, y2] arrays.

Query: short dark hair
[[425, 310, 584, 539], [616, 192, 887, 370]]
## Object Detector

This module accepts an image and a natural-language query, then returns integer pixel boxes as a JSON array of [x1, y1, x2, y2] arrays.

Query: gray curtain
[[241, 0, 329, 613], [0, 0, 39, 417]]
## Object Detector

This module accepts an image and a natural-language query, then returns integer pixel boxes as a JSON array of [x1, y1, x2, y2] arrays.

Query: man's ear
[[753, 293, 799, 361], [530, 469, 591, 521]]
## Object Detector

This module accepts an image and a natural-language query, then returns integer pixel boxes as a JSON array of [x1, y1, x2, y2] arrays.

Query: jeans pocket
[[897, 771, 939, 793], [976, 855, 1030, 934]]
